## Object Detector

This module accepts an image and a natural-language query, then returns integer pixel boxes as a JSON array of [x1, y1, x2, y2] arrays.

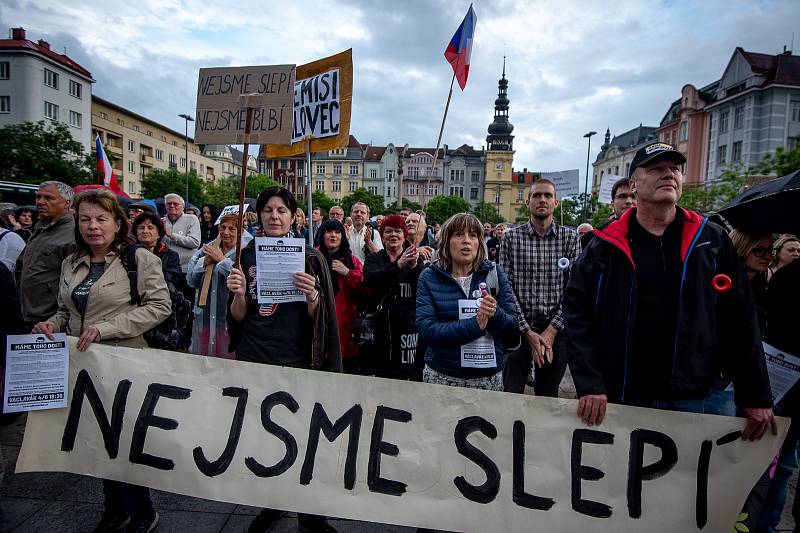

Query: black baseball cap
[[629, 142, 687, 177]]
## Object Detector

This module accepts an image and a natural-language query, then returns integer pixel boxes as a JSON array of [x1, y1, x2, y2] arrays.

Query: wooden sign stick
[[234, 106, 254, 269]]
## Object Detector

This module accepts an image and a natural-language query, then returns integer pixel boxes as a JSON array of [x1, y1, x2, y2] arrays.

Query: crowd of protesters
[[0, 139, 798, 532]]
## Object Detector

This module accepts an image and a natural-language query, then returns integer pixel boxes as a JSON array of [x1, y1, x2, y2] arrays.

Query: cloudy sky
[[2, 0, 798, 184]]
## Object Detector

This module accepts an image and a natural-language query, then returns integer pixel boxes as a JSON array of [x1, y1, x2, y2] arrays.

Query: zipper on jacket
[[670, 217, 709, 378]]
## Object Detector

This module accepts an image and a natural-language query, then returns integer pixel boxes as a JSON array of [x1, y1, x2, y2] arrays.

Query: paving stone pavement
[[1, 370, 796, 532]]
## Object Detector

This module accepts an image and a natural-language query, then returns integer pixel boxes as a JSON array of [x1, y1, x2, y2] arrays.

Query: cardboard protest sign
[[598, 174, 624, 204], [265, 49, 353, 157], [542, 169, 580, 198], [194, 64, 295, 145], [18, 338, 787, 532], [214, 204, 250, 226]]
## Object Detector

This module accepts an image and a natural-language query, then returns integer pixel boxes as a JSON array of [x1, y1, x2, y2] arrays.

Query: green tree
[[553, 197, 583, 227], [589, 204, 613, 228], [141, 169, 205, 204], [753, 146, 800, 176], [678, 168, 746, 214], [472, 201, 504, 224], [341, 188, 385, 216], [203, 174, 280, 208], [425, 195, 471, 225], [0, 120, 93, 185], [312, 190, 336, 214]]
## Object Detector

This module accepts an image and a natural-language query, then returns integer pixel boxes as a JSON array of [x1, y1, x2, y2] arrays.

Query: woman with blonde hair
[[416, 213, 517, 390], [769, 235, 800, 280], [292, 206, 308, 239], [32, 188, 170, 533], [187, 213, 240, 358]]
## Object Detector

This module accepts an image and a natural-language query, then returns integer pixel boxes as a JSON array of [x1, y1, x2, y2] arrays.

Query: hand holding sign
[[32, 322, 55, 340]]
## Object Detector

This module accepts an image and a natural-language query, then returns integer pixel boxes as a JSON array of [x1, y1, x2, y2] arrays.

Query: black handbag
[[351, 291, 390, 348]]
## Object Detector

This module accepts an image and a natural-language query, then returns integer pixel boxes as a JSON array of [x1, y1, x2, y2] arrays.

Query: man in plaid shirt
[[499, 178, 581, 395]]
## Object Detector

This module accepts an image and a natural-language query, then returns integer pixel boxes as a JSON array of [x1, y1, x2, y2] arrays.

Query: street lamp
[[581, 130, 597, 223], [178, 113, 194, 203]]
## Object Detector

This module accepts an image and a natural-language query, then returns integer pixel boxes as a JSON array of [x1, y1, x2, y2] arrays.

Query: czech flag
[[444, 5, 477, 91], [95, 134, 124, 196]]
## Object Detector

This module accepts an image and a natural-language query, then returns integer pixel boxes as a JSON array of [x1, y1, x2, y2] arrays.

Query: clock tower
[[483, 58, 516, 221]]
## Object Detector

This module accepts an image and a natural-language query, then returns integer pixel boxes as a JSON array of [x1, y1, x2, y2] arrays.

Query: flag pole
[[234, 107, 254, 269], [305, 138, 313, 247], [425, 70, 456, 208]]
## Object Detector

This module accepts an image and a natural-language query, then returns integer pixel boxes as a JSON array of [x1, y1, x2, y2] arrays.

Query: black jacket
[[563, 207, 772, 408]]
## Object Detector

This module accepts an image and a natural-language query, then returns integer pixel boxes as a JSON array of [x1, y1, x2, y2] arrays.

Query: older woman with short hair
[[132, 212, 182, 288], [416, 213, 518, 390], [33, 188, 170, 533]]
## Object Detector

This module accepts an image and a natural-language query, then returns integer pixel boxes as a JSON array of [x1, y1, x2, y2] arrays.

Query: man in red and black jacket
[[563, 141, 776, 441]]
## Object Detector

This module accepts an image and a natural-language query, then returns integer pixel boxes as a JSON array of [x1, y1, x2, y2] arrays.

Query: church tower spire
[[486, 57, 514, 151]]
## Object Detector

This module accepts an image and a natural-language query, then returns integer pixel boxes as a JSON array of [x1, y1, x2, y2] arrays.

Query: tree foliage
[[752, 146, 800, 176], [386, 199, 422, 214], [0, 121, 93, 185], [140, 169, 206, 204], [203, 174, 280, 208], [341, 188, 385, 216], [678, 167, 747, 214], [425, 195, 471, 225], [472, 201, 504, 224], [311, 190, 336, 214]]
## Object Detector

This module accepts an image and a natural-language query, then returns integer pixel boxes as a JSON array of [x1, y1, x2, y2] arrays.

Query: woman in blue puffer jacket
[[416, 213, 518, 391]]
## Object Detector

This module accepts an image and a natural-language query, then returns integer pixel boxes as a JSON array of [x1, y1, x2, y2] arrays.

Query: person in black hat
[[563, 141, 777, 442], [127, 200, 156, 227]]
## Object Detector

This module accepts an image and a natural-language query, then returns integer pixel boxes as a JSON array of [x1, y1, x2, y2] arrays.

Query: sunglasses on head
[[751, 246, 772, 258]]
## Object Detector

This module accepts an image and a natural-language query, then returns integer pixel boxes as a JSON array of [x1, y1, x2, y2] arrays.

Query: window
[[316, 163, 325, 174], [349, 181, 358, 192], [370, 169, 377, 179], [99, 111, 108, 120], [155, 149, 164, 161], [0, 62, 10, 79], [0, 96, 9, 113], [69, 111, 82, 128], [734, 105, 745, 129], [169, 153, 177, 166], [406, 183, 419, 195], [128, 181, 136, 194], [44, 68, 59, 89], [449, 186, 463, 197], [471, 171, 480, 182], [44, 101, 58, 120], [333, 164, 342, 175], [680, 121, 688, 141], [172, 140, 177, 146], [132, 125, 139, 132], [126, 139, 134, 152], [494, 191, 501, 203], [147, 130, 152, 137], [316, 181, 325, 192], [117, 118, 125, 126], [280, 160, 289, 169], [719, 111, 729, 133], [190, 161, 196, 171], [297, 165, 304, 177], [470, 188, 479, 200], [717, 145, 727, 165], [409, 167, 420, 178], [517, 188, 524, 201], [386, 186, 392, 197], [791, 101, 800, 122], [368, 186, 378, 195], [128, 160, 135, 173], [332, 180, 341, 192], [349, 164, 358, 175], [428, 184, 438, 196], [180, 157, 186, 169], [450, 169, 465, 182], [67, 80, 82, 99], [732, 141, 742, 162], [386, 169, 395, 181]]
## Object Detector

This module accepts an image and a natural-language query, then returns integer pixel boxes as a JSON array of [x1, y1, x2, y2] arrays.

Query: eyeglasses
[[751, 246, 772, 258], [166, 202, 181, 207]]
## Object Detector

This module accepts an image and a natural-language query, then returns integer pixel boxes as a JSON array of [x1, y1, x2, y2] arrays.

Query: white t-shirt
[[348, 224, 383, 262], [455, 274, 473, 298]]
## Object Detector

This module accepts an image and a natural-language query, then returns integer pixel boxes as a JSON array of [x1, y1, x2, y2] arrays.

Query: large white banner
[[598, 174, 624, 204], [17, 339, 787, 532]]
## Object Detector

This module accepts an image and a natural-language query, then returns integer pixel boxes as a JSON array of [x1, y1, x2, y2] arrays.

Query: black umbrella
[[718, 170, 800, 235]]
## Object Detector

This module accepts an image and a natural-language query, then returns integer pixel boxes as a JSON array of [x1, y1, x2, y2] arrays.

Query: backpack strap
[[121, 245, 141, 306]]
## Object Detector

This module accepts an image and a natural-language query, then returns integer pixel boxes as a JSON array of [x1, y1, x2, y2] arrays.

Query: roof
[[738, 47, 800, 87], [404, 147, 445, 159], [447, 144, 483, 157], [363, 146, 387, 161], [510, 170, 543, 185], [229, 147, 257, 168], [0, 38, 92, 79], [596, 124, 658, 162]]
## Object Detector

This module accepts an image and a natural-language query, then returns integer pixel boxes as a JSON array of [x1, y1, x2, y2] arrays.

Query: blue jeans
[[756, 425, 800, 533], [624, 388, 737, 417]]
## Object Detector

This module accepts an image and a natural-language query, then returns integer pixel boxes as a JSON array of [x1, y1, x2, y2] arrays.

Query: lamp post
[[581, 130, 597, 223], [178, 114, 194, 204]]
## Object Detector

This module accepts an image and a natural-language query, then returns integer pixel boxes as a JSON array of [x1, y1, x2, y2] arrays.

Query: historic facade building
[[401, 147, 443, 206], [482, 62, 516, 221], [0, 27, 94, 153], [706, 47, 800, 179], [310, 135, 364, 204], [657, 81, 718, 185], [592, 125, 658, 192], [444, 143, 485, 209]]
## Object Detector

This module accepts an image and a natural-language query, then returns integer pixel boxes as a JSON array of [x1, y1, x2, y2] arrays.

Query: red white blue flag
[[444, 5, 477, 91], [95, 134, 124, 195]]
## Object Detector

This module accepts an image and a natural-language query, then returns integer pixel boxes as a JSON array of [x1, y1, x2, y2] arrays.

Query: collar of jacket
[[34, 212, 72, 232], [429, 258, 493, 280], [70, 249, 120, 271], [591, 207, 706, 268], [523, 219, 559, 238]]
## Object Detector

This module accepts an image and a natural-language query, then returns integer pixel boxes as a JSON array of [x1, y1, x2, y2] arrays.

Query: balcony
[[140, 154, 153, 166], [169, 162, 177, 169]]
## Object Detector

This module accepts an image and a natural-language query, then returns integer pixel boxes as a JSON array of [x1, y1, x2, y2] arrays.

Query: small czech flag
[[444, 5, 477, 91], [95, 134, 124, 196]]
